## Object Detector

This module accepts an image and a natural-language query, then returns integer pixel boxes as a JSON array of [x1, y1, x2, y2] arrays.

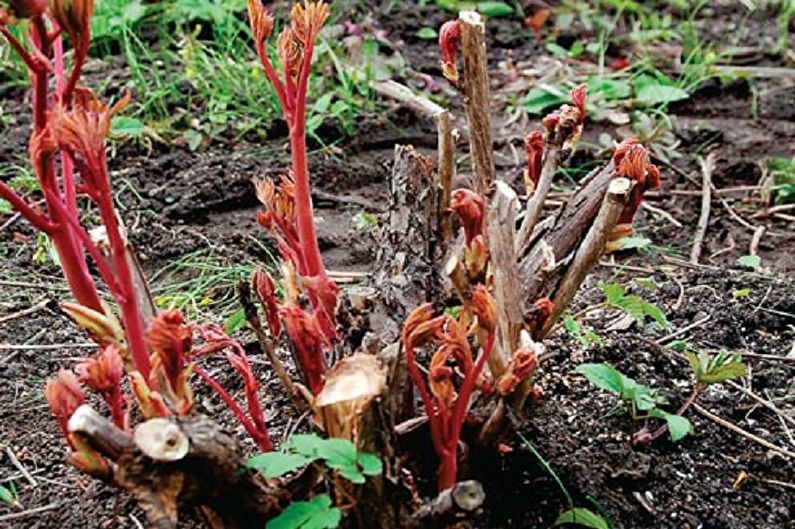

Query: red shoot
[[45, 369, 85, 445], [525, 297, 554, 340], [612, 138, 662, 224], [147, 311, 194, 415], [439, 20, 461, 86], [253, 266, 282, 338], [247, 0, 338, 342], [281, 306, 328, 395], [497, 346, 539, 396], [194, 325, 273, 452], [570, 83, 587, 124], [0, 8, 102, 313], [402, 286, 498, 491], [76, 346, 126, 429], [524, 131, 544, 193], [450, 189, 486, 246]]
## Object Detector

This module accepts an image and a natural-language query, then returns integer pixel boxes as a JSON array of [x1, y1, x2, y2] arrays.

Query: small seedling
[[246, 433, 382, 484], [563, 315, 603, 347], [247, 434, 383, 529], [518, 433, 611, 529], [267, 494, 341, 529], [0, 482, 21, 509], [601, 283, 668, 327], [736, 254, 761, 271], [576, 348, 747, 444]]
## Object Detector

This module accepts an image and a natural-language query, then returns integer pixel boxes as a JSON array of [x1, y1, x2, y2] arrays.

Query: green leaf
[[245, 452, 315, 479], [267, 495, 341, 529], [357, 453, 383, 476], [650, 409, 692, 442], [588, 77, 632, 101], [183, 129, 203, 151], [733, 288, 751, 298], [601, 283, 625, 305], [736, 254, 761, 270], [554, 507, 610, 529], [688, 350, 747, 385], [523, 87, 568, 115], [477, 1, 514, 17], [0, 199, 11, 215], [574, 363, 623, 395], [225, 307, 247, 334], [640, 300, 668, 327], [623, 380, 665, 411], [0, 483, 18, 508], [111, 116, 146, 138], [286, 434, 326, 457], [316, 438, 357, 464], [563, 315, 581, 334], [417, 27, 438, 40], [317, 439, 364, 483], [633, 74, 689, 105], [615, 236, 652, 251]]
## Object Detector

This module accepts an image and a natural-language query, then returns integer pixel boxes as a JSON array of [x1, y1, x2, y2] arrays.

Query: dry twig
[[690, 154, 714, 264], [693, 403, 795, 459]]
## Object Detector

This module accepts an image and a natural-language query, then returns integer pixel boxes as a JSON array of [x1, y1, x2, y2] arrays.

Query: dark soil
[[1, 2, 794, 529]]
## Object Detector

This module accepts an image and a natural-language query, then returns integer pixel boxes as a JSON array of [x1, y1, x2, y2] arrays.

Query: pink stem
[[0, 182, 55, 232], [227, 342, 272, 451], [91, 163, 151, 378], [403, 342, 445, 461], [0, 27, 45, 73], [289, 39, 326, 283], [193, 366, 272, 452], [43, 189, 124, 299]]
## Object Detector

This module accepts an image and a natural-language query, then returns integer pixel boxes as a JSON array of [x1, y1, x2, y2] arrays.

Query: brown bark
[[544, 177, 634, 333], [459, 11, 495, 195], [69, 405, 290, 529], [486, 181, 522, 380], [519, 162, 616, 304]]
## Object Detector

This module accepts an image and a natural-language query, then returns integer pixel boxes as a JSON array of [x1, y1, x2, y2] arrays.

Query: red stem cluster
[[0, 3, 151, 377], [246, 0, 338, 394], [402, 286, 498, 491], [194, 325, 273, 452]]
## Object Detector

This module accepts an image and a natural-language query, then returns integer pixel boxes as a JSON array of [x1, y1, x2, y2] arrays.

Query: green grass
[[148, 240, 277, 320]]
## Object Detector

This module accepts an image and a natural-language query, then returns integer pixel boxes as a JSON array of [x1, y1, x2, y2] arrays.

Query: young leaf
[[615, 236, 652, 251], [477, 1, 514, 17], [587, 77, 632, 101], [225, 307, 247, 334], [554, 507, 610, 529], [601, 283, 625, 305], [286, 434, 326, 457], [417, 27, 437, 40], [246, 452, 315, 479], [267, 495, 342, 529], [0, 483, 19, 508], [574, 364, 623, 394], [563, 315, 581, 335], [523, 87, 568, 115], [357, 453, 383, 476], [687, 351, 747, 386], [317, 438, 365, 484], [736, 254, 761, 271], [633, 74, 689, 105], [650, 409, 692, 442], [624, 382, 665, 412], [111, 116, 147, 139]]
